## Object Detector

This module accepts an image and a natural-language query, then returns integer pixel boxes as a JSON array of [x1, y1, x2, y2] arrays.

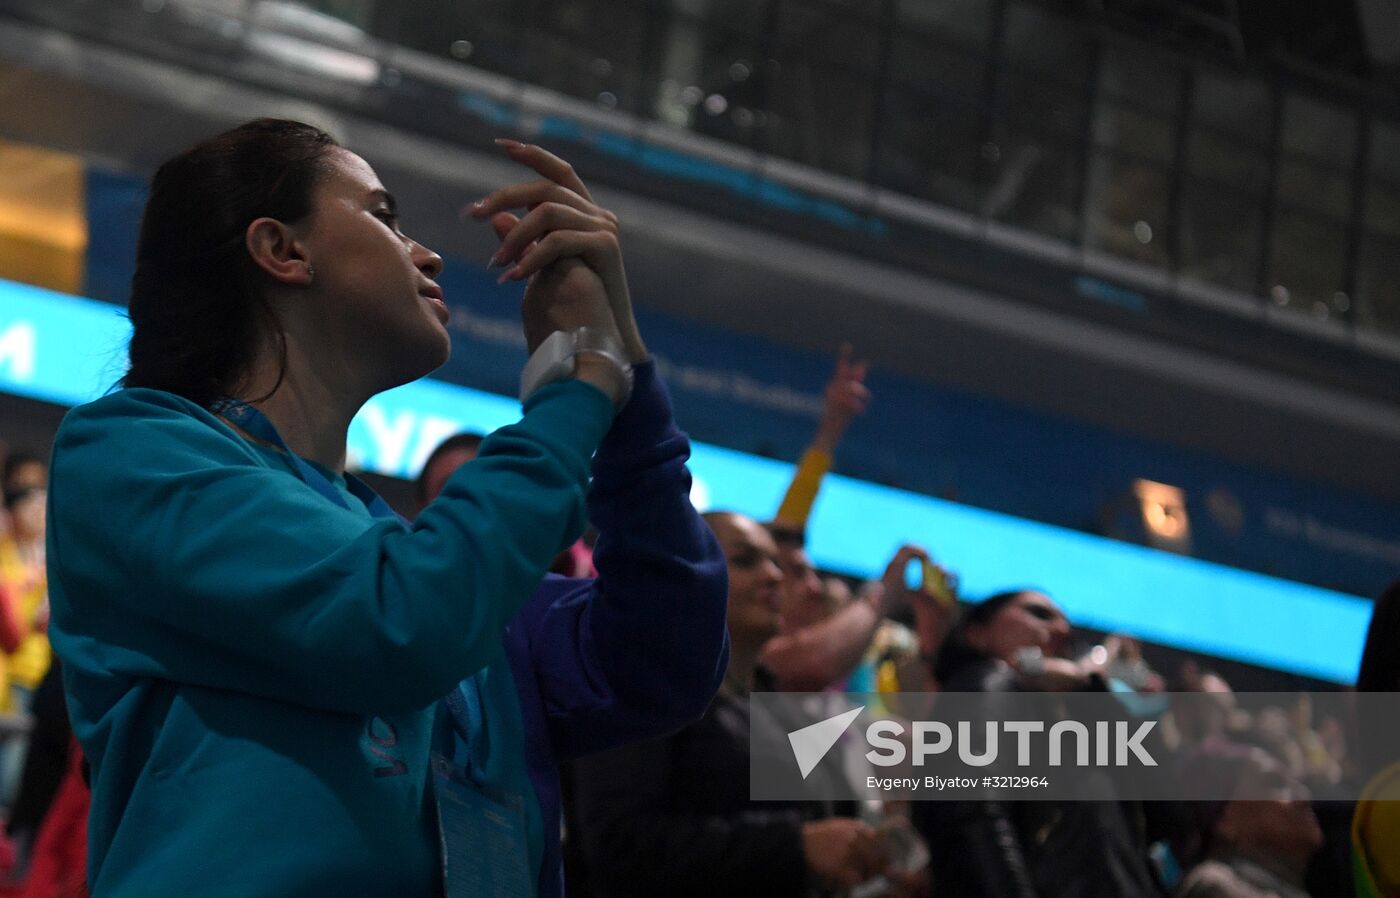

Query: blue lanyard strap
[[213, 398, 405, 524], [442, 678, 487, 782], [215, 401, 495, 780]]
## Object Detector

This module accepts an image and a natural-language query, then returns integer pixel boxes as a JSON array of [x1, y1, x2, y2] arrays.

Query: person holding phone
[[45, 119, 727, 897]]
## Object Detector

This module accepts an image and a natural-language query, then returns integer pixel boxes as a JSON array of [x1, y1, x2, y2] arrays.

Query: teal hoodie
[[47, 380, 613, 896]]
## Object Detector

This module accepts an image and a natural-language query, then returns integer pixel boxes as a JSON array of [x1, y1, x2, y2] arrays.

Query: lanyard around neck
[[218, 399, 494, 775], [212, 399, 404, 524]]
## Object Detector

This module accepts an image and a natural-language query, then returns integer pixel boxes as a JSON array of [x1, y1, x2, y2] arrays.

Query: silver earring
[[305, 264, 315, 282]]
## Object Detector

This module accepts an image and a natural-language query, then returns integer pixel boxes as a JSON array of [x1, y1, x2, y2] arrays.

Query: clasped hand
[[468, 140, 647, 406]]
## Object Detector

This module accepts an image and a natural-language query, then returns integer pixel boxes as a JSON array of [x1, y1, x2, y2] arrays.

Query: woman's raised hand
[[469, 140, 648, 365]]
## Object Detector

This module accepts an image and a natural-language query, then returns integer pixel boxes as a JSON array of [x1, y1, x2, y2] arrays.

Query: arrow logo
[[787, 707, 863, 779]]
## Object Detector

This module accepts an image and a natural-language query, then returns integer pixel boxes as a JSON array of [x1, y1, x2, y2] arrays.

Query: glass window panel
[[1280, 93, 1356, 167], [391, 0, 528, 79], [984, 128, 1083, 241], [455, 22, 528, 80], [534, 0, 650, 56], [683, 54, 768, 147], [679, 0, 771, 35], [1192, 68, 1271, 144], [1186, 131, 1270, 195], [1098, 46, 1180, 115], [1358, 233, 1400, 335], [653, 19, 765, 131], [999, 72, 1089, 138], [1179, 182, 1263, 293], [764, 59, 875, 177], [523, 12, 649, 113], [1002, 2, 1093, 83], [1371, 120, 1400, 189], [1092, 102, 1175, 164], [1365, 182, 1400, 240], [875, 90, 983, 211], [521, 29, 590, 96], [896, 0, 992, 48], [1084, 154, 1171, 266], [1276, 158, 1353, 220], [301, 0, 376, 29], [797, 0, 869, 10], [1267, 210, 1349, 316], [890, 36, 987, 98], [776, 0, 882, 72]]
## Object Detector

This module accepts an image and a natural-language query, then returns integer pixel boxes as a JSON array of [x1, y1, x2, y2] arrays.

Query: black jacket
[[912, 657, 1168, 898], [570, 686, 839, 898]]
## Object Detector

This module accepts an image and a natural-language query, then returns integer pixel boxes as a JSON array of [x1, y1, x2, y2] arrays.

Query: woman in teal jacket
[[46, 119, 728, 897]]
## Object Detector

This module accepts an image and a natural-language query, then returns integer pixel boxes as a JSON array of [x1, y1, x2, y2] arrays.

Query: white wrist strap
[[519, 327, 634, 409]]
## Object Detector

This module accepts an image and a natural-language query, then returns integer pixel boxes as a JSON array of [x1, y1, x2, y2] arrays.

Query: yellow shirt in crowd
[[0, 537, 52, 702], [1353, 761, 1400, 898]]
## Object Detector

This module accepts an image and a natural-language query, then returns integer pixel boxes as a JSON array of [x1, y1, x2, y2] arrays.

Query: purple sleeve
[[516, 361, 729, 761]]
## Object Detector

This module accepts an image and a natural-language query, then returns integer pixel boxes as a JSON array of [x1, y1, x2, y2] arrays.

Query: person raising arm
[[46, 120, 726, 898]]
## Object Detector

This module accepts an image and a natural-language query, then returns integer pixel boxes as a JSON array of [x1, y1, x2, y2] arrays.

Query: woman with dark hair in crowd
[[45, 119, 728, 897], [914, 588, 1168, 898], [929, 589, 1052, 688]]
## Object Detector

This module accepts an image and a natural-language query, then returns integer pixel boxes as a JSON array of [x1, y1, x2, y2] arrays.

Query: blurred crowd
[[0, 344, 1390, 898], [0, 447, 86, 898], [545, 347, 1378, 898]]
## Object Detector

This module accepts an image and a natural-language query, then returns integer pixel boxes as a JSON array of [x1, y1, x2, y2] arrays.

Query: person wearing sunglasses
[[913, 589, 1168, 898]]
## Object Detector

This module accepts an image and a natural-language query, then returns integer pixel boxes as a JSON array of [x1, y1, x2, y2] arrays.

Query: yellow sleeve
[[1354, 762, 1400, 897], [773, 447, 833, 527]]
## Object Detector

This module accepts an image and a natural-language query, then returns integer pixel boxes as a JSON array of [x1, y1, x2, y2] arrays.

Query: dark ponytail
[[123, 118, 339, 406], [933, 589, 1034, 683]]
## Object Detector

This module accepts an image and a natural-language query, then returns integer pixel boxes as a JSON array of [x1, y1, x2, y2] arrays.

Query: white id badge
[[431, 753, 534, 898]]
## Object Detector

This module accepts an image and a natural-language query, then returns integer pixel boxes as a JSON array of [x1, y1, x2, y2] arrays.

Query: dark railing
[[5, 0, 1400, 340], [374, 0, 1400, 333]]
